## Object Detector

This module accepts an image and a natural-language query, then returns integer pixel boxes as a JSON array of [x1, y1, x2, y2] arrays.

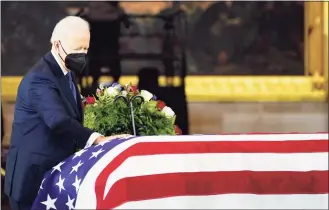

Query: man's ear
[[53, 41, 60, 51]]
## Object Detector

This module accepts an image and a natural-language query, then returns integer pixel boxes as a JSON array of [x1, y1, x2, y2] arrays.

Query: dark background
[[1, 1, 304, 76]]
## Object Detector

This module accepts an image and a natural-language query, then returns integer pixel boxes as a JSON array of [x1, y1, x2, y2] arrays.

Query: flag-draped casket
[[33, 133, 329, 209]]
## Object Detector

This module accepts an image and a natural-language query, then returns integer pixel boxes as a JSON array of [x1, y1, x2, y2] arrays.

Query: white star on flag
[[40, 194, 57, 210], [72, 149, 87, 159], [38, 178, 46, 194], [65, 195, 75, 210], [72, 175, 81, 193], [70, 160, 83, 174], [89, 148, 105, 159], [55, 175, 65, 193], [51, 161, 65, 174], [98, 140, 110, 146], [40, 178, 46, 190]]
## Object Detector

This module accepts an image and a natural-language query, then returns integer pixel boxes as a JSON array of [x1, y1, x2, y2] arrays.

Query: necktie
[[66, 72, 77, 103]]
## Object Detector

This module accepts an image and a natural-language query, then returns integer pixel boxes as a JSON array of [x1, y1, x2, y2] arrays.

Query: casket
[[33, 133, 328, 209]]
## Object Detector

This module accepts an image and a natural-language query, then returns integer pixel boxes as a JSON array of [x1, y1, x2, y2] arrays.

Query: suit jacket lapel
[[58, 76, 80, 118], [71, 73, 83, 122], [43, 52, 80, 119]]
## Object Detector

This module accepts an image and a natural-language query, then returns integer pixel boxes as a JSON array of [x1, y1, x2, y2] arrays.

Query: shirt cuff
[[85, 132, 103, 149]]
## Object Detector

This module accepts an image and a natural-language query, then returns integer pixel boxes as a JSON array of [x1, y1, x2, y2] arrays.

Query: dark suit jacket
[[4, 52, 93, 203], [1, 106, 4, 142]]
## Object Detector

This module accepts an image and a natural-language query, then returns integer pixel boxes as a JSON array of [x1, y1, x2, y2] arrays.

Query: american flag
[[32, 133, 328, 209]]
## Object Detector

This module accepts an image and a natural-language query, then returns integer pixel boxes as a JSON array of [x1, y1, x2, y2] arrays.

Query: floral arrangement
[[82, 83, 182, 136]]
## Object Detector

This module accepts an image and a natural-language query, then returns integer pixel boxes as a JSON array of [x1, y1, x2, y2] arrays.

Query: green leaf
[[84, 93, 177, 136]]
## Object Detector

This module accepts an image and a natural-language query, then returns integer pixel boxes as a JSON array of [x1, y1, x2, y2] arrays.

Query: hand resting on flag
[[94, 134, 133, 145]]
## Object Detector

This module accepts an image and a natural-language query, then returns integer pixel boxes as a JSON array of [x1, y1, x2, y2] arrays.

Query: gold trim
[[323, 1, 328, 78], [1, 168, 5, 176], [304, 2, 328, 77], [1, 76, 326, 102]]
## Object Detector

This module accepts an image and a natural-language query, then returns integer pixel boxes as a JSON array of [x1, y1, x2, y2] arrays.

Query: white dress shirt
[[51, 50, 102, 148]]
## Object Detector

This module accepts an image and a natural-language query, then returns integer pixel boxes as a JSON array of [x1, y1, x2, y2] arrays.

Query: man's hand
[[93, 134, 132, 145]]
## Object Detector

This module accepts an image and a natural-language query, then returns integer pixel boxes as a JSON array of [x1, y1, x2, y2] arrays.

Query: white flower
[[140, 90, 153, 101], [121, 90, 128, 97], [106, 87, 119, 97], [99, 82, 111, 90], [112, 82, 122, 91], [99, 83, 105, 90], [161, 106, 175, 118]]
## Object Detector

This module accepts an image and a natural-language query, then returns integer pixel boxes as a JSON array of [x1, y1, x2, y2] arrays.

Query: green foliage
[[134, 103, 176, 135], [83, 84, 178, 136]]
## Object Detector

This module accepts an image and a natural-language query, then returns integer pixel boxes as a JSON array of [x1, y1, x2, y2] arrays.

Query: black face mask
[[58, 41, 88, 74]]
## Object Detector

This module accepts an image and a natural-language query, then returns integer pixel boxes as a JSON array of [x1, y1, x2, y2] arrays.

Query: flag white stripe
[[75, 134, 328, 209], [137, 133, 328, 142], [115, 194, 329, 209], [104, 153, 329, 198]]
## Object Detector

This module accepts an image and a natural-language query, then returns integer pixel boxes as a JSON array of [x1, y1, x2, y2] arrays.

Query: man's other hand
[[93, 134, 132, 145]]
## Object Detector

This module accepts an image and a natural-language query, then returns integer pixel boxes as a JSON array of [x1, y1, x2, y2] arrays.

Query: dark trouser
[[9, 197, 32, 210]]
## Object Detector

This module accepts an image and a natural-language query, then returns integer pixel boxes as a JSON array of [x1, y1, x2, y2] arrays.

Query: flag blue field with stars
[[32, 136, 136, 210]]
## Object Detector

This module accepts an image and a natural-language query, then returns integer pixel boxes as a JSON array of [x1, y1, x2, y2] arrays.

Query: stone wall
[[189, 102, 328, 134], [2, 102, 327, 146]]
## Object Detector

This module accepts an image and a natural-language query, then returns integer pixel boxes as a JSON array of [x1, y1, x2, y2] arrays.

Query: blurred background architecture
[[1, 1, 328, 148]]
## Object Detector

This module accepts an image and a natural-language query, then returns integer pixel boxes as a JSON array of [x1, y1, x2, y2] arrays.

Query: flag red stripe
[[95, 140, 328, 208], [131, 140, 328, 154], [99, 171, 328, 209]]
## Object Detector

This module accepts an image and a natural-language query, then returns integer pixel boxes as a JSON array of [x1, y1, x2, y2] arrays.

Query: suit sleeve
[[28, 74, 93, 148]]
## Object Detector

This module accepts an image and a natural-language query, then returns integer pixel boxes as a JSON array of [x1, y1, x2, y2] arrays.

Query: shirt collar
[[51, 50, 68, 76]]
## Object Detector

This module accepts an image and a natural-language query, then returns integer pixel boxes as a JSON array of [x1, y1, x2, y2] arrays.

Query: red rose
[[86, 96, 96, 104], [175, 125, 182, 135], [157, 100, 166, 110], [131, 85, 138, 94]]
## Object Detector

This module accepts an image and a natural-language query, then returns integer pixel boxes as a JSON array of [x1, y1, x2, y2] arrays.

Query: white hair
[[50, 16, 90, 44]]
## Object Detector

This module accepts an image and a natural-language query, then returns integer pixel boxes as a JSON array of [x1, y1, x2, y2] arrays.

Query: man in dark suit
[[4, 16, 129, 210]]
